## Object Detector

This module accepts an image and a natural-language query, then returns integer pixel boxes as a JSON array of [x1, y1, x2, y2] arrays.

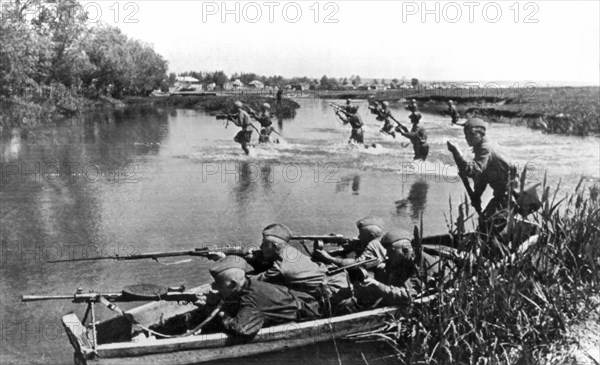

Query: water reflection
[[335, 174, 361, 195], [395, 180, 429, 220]]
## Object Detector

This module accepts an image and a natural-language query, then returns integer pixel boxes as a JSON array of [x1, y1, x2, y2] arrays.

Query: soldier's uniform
[[255, 104, 274, 143], [339, 107, 364, 144], [249, 224, 352, 315], [448, 101, 459, 124], [232, 103, 253, 154], [354, 230, 455, 307], [209, 257, 320, 338], [455, 119, 518, 234], [400, 112, 429, 160]]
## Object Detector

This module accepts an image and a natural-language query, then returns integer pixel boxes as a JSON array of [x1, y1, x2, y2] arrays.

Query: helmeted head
[[261, 223, 292, 260], [448, 99, 454, 104], [209, 256, 251, 298], [346, 99, 352, 105], [380, 229, 414, 268], [348, 106, 359, 114], [463, 118, 487, 147], [381, 101, 389, 109], [356, 216, 384, 245], [234, 101, 243, 109], [410, 112, 422, 124], [411, 99, 417, 104], [262, 103, 270, 110]]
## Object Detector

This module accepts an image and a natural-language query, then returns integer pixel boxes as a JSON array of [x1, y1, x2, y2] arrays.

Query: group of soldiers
[[224, 101, 279, 155], [333, 98, 463, 160], [194, 218, 454, 338]]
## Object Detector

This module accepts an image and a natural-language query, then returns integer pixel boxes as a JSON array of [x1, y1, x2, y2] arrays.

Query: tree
[[352, 75, 361, 87], [411, 78, 420, 88]]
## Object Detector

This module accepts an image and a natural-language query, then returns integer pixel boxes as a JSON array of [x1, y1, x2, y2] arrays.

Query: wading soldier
[[312, 216, 387, 281], [276, 88, 283, 105], [206, 256, 321, 338], [447, 118, 518, 235], [337, 106, 365, 144], [408, 99, 418, 113], [378, 102, 397, 138], [254, 103, 276, 144], [448, 100, 459, 124], [398, 111, 429, 160], [232, 101, 253, 155]]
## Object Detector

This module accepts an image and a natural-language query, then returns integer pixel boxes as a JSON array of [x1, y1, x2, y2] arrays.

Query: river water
[[1, 98, 598, 364]]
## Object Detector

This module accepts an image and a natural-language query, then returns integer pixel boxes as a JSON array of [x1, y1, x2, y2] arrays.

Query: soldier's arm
[[459, 145, 491, 178], [364, 279, 417, 305], [250, 261, 285, 286], [220, 300, 265, 337]]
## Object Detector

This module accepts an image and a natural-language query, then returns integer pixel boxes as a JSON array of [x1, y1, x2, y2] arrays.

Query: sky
[[82, 0, 600, 85]]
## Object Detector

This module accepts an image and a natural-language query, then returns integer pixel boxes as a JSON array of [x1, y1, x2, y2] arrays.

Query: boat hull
[[63, 301, 399, 365]]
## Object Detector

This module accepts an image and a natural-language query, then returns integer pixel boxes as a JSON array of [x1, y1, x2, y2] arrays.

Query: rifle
[[215, 113, 237, 128], [447, 142, 483, 215], [326, 257, 379, 276], [47, 246, 251, 263], [329, 103, 351, 116], [291, 234, 359, 247], [22, 284, 203, 304]]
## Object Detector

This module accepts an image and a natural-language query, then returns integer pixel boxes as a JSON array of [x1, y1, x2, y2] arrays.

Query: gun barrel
[[291, 235, 345, 241], [22, 294, 74, 302], [327, 257, 379, 276]]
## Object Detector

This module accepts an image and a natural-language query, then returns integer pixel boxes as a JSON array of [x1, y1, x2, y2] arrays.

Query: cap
[[262, 223, 292, 243], [380, 229, 412, 248], [464, 118, 487, 131], [234, 101, 243, 108], [209, 256, 252, 278], [356, 216, 384, 230], [262, 103, 270, 109]]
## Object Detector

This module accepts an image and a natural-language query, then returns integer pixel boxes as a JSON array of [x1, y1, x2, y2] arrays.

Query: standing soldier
[[407, 99, 418, 113], [446, 118, 518, 235], [276, 87, 283, 105], [378, 101, 397, 138], [448, 100, 460, 125], [232, 101, 253, 155], [254, 103, 276, 143], [397, 111, 429, 160], [336, 106, 365, 144]]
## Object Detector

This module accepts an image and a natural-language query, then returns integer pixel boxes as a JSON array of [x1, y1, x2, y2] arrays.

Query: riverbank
[[315, 87, 600, 137], [0, 94, 301, 131]]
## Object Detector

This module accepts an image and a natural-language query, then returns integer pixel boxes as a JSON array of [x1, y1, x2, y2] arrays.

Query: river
[[1, 98, 598, 364]]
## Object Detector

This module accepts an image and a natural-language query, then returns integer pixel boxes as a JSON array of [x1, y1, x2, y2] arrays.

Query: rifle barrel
[[22, 294, 75, 301], [327, 257, 379, 276]]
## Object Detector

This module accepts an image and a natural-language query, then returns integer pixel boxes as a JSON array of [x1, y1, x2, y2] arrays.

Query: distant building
[[249, 80, 264, 89]]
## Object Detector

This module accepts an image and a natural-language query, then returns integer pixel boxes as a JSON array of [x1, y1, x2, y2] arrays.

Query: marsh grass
[[360, 175, 599, 364]]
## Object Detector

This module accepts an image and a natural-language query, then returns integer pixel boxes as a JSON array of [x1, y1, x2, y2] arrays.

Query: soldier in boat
[[205, 256, 321, 338], [312, 216, 387, 281], [210, 224, 352, 315], [354, 230, 455, 307], [447, 118, 519, 235]]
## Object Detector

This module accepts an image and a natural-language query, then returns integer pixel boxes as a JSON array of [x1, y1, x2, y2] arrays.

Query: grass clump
[[358, 176, 599, 364]]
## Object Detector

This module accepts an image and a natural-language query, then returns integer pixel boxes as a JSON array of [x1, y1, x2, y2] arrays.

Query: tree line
[[0, 0, 168, 100]]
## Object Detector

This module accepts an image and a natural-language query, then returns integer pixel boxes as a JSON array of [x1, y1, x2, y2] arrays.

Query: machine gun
[[22, 284, 203, 304], [48, 246, 252, 263]]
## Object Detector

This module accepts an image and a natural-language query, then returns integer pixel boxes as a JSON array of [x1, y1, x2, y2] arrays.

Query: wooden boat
[[59, 231, 538, 364], [62, 282, 415, 365]]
